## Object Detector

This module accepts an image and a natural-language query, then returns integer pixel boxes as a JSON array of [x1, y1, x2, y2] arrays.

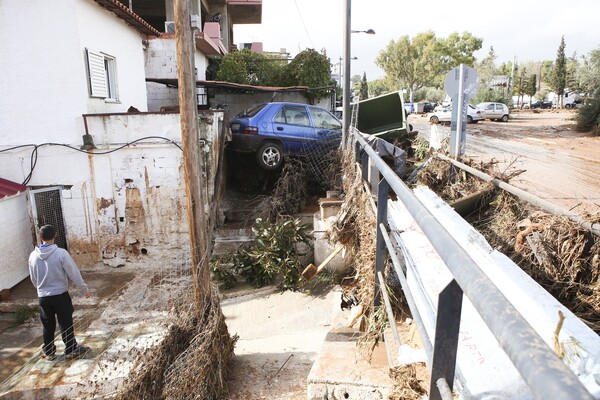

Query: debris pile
[[417, 156, 600, 333], [115, 285, 237, 400], [482, 200, 600, 332]]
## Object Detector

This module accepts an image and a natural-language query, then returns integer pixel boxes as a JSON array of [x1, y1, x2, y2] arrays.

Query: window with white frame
[[85, 49, 119, 101]]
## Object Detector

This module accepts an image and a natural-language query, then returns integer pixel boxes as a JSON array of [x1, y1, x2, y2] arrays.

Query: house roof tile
[[93, 0, 161, 36]]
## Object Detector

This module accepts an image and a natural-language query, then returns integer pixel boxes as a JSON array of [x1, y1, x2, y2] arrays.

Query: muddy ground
[[409, 109, 600, 213], [1, 109, 598, 399]]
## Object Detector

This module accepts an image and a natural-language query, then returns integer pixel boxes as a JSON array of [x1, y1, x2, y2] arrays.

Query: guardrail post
[[374, 178, 389, 307], [361, 150, 369, 182], [430, 279, 463, 400]]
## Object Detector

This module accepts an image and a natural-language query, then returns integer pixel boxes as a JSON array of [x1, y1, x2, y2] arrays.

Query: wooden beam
[[174, 0, 210, 309]]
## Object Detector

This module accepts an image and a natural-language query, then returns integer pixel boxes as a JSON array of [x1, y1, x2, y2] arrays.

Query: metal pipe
[[353, 131, 593, 400], [377, 271, 401, 352], [380, 224, 433, 362], [435, 153, 600, 237]]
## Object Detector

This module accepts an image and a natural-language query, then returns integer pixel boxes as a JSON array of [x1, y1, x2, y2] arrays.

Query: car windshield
[[235, 104, 267, 118]]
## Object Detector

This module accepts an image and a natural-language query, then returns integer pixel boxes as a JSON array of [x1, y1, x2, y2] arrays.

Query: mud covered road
[[409, 110, 600, 214]]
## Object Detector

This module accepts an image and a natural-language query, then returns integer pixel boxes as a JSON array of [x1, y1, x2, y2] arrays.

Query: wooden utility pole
[[174, 0, 209, 309]]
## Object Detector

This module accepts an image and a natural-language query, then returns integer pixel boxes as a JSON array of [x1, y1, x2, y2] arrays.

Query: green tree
[[216, 49, 284, 86], [578, 48, 600, 94], [359, 72, 369, 100], [368, 79, 391, 97], [476, 46, 498, 87], [286, 49, 332, 103], [550, 36, 567, 108], [375, 31, 482, 102], [526, 74, 537, 108], [513, 67, 528, 107]]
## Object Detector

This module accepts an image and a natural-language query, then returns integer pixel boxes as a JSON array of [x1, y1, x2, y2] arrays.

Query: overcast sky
[[233, 0, 600, 81]]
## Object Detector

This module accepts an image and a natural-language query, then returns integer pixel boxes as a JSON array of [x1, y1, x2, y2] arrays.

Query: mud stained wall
[[0, 192, 34, 289], [83, 112, 222, 267]]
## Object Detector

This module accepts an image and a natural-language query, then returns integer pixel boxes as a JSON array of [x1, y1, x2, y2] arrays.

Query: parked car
[[423, 102, 437, 113], [228, 102, 342, 170], [530, 100, 553, 109], [428, 104, 483, 124], [477, 102, 510, 122]]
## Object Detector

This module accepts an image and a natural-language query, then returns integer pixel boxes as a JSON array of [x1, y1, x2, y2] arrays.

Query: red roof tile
[[0, 178, 27, 200]]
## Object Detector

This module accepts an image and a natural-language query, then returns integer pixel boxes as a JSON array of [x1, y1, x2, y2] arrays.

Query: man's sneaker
[[66, 346, 90, 360], [41, 353, 56, 361]]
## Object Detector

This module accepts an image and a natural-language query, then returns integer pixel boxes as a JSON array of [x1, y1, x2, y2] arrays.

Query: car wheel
[[501, 114, 509, 122], [565, 104, 572, 109], [430, 116, 439, 124], [256, 142, 283, 170], [467, 115, 473, 123]]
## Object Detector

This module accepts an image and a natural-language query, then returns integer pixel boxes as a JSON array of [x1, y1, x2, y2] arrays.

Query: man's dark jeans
[[38, 291, 78, 356]]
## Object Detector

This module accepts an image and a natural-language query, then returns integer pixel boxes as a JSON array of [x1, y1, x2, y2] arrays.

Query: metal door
[[30, 187, 68, 250]]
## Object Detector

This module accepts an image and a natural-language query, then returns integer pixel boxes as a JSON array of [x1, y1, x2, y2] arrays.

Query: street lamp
[[351, 29, 376, 34], [342, 0, 375, 143]]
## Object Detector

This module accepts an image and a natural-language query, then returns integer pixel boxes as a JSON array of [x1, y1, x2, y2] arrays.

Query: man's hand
[[85, 290, 91, 298]]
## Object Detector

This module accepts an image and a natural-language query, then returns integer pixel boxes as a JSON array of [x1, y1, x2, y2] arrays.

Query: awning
[[0, 178, 27, 200]]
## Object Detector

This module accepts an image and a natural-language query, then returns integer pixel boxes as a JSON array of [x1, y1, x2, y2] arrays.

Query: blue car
[[228, 102, 342, 170]]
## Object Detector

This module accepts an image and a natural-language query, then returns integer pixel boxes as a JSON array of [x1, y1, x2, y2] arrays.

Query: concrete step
[[306, 309, 395, 400]]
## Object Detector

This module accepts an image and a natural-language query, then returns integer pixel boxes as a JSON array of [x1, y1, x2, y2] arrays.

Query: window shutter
[[86, 49, 107, 98]]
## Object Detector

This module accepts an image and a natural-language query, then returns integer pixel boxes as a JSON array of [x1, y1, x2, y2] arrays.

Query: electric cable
[[292, 0, 314, 49], [0, 136, 183, 186]]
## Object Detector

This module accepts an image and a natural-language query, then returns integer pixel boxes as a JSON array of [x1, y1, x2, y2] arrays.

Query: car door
[[308, 106, 342, 152], [272, 105, 316, 154], [483, 103, 497, 119]]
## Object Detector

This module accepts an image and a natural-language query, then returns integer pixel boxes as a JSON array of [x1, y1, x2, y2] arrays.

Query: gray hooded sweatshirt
[[29, 244, 88, 298]]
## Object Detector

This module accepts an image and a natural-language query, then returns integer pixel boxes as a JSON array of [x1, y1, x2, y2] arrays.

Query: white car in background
[[477, 102, 510, 122], [429, 104, 483, 124]]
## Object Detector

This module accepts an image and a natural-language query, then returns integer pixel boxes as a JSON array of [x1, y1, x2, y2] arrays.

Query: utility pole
[[174, 0, 209, 310], [342, 0, 351, 144]]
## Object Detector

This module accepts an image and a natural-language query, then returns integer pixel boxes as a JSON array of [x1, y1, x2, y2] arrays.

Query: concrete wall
[[0, 192, 34, 290], [212, 92, 332, 119], [145, 37, 210, 112]]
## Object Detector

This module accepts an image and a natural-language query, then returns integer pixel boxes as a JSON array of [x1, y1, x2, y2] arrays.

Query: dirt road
[[409, 110, 600, 214]]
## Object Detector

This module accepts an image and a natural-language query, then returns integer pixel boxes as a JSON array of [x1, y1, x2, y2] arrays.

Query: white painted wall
[[0, 0, 148, 150], [0, 192, 33, 289], [0, 0, 87, 146], [75, 0, 148, 113], [145, 37, 209, 112]]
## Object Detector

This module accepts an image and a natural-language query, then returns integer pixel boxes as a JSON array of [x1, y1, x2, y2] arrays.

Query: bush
[[233, 218, 312, 290], [576, 92, 600, 135], [471, 87, 512, 106]]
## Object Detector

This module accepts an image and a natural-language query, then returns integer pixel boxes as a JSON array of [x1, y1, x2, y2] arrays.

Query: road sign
[[445, 65, 478, 99], [445, 65, 479, 157]]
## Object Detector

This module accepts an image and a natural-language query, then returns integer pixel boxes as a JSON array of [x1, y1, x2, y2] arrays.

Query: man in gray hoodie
[[29, 225, 91, 360]]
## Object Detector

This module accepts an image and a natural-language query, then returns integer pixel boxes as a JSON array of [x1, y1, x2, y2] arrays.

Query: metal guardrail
[[351, 131, 594, 400]]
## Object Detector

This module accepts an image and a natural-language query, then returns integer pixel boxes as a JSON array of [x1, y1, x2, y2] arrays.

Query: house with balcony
[[0, 0, 262, 273]]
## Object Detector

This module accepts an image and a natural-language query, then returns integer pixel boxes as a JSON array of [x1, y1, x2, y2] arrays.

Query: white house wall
[[0, 192, 33, 290], [75, 0, 148, 113], [0, 0, 88, 146]]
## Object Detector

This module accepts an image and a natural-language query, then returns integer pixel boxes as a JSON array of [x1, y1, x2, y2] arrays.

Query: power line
[[293, 0, 314, 49]]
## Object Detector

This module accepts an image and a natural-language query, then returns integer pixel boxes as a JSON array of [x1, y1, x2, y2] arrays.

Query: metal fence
[[351, 130, 594, 400]]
